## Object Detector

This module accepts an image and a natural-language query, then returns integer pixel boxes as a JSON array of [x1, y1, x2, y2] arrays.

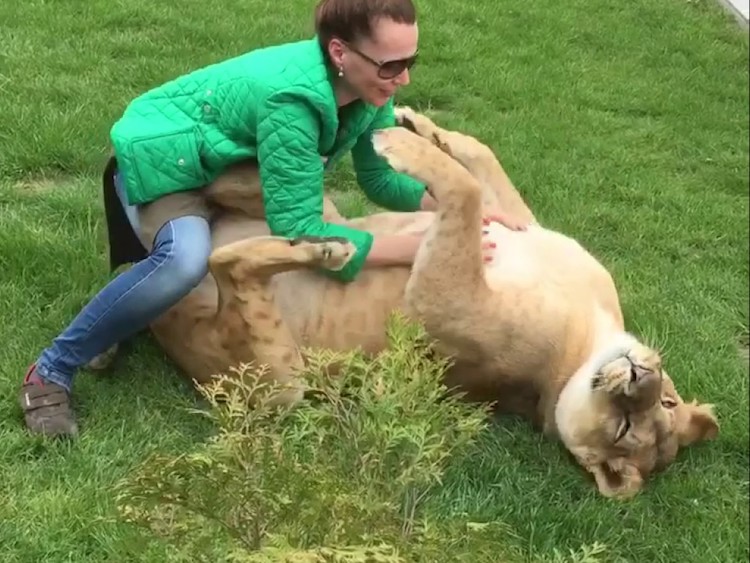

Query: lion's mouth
[[591, 460, 643, 499], [598, 461, 623, 489], [629, 364, 638, 383]]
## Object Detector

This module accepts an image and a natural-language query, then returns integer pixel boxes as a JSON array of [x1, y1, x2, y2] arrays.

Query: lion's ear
[[679, 401, 719, 446]]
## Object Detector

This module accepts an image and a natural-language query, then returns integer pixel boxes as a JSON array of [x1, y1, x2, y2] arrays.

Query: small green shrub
[[114, 313, 606, 562]]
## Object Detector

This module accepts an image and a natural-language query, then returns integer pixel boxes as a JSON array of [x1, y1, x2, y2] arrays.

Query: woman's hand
[[481, 235, 497, 264], [419, 191, 438, 211], [411, 193, 529, 265], [482, 209, 531, 265]]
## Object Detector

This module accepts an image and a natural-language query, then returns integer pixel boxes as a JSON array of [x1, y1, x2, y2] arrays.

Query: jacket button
[[204, 104, 211, 113], [178, 158, 185, 166]]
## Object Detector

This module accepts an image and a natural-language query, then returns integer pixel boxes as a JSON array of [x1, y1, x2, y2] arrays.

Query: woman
[[19, 0, 523, 438]]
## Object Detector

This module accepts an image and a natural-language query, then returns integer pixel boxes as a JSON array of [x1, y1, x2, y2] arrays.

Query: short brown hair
[[314, 0, 417, 55]]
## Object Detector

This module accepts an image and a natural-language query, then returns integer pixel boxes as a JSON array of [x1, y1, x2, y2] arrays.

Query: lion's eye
[[661, 397, 677, 409], [615, 415, 631, 442]]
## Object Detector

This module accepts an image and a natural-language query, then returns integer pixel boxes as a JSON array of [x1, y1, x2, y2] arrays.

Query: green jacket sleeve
[[257, 92, 374, 283], [350, 97, 427, 212]]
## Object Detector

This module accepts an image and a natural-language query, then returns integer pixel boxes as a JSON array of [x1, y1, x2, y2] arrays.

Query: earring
[[338, 67, 344, 77]]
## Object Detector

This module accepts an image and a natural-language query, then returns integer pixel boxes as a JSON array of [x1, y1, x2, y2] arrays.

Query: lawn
[[0, 0, 748, 561]]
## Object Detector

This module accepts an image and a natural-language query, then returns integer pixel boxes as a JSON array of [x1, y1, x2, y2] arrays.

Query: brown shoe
[[18, 364, 79, 438]]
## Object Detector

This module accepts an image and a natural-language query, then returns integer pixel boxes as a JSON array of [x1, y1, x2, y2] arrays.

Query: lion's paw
[[393, 107, 456, 156], [289, 237, 356, 271], [393, 105, 417, 126], [372, 126, 435, 176], [85, 344, 119, 371], [372, 127, 413, 174], [394, 106, 438, 138]]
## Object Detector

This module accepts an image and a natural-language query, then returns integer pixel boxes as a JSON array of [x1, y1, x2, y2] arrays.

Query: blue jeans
[[33, 173, 212, 392]]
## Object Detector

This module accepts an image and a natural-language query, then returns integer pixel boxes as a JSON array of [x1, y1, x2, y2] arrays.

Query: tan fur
[[101, 109, 717, 499]]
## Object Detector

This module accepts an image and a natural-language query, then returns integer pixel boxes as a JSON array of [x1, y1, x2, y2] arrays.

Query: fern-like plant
[[115, 313, 607, 563]]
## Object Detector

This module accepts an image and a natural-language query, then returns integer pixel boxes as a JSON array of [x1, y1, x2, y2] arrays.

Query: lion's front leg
[[371, 127, 492, 339], [394, 106, 536, 226], [207, 235, 355, 406]]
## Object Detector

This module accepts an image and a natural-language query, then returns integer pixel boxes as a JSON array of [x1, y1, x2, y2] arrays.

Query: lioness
[[102, 108, 718, 499]]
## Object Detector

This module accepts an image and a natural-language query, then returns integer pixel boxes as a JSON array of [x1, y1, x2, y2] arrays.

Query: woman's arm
[[257, 92, 375, 282], [365, 233, 423, 267], [350, 97, 428, 212], [257, 92, 426, 280]]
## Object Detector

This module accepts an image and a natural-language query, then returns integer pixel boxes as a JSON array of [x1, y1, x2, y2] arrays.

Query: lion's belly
[[475, 222, 614, 383], [274, 267, 412, 355], [483, 222, 602, 287]]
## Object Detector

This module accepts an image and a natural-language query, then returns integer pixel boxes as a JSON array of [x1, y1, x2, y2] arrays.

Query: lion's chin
[[589, 461, 643, 500]]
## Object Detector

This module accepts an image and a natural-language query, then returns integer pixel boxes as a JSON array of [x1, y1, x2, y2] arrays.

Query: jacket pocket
[[127, 124, 208, 204]]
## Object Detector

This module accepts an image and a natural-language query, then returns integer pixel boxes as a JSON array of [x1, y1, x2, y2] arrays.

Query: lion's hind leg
[[207, 235, 355, 406]]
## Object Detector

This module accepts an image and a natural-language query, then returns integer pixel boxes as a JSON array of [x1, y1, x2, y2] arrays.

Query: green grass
[[0, 0, 748, 560]]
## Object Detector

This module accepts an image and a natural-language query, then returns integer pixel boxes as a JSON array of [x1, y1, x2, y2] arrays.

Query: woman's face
[[329, 19, 419, 107]]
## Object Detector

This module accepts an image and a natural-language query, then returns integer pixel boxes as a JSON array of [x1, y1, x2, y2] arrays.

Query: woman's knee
[[151, 216, 212, 289]]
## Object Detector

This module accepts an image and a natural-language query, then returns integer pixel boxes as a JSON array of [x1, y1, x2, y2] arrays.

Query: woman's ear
[[327, 38, 346, 70]]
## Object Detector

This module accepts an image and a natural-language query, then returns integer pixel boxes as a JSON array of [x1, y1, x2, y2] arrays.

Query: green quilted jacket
[[109, 37, 426, 282]]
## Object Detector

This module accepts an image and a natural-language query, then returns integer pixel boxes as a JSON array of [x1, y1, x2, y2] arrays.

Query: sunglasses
[[342, 41, 418, 79]]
